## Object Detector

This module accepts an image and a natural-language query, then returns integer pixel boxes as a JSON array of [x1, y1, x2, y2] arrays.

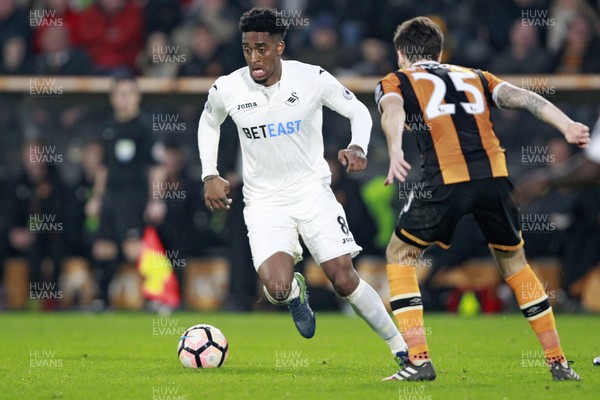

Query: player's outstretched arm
[[380, 96, 411, 185], [495, 83, 590, 148]]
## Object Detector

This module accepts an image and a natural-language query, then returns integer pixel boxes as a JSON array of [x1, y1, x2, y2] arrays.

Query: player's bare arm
[[203, 175, 231, 212], [380, 95, 411, 185], [338, 144, 367, 173], [495, 83, 590, 148]]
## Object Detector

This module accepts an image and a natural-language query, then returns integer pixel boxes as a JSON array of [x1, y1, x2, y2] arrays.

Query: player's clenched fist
[[204, 176, 232, 211], [563, 122, 590, 149], [338, 145, 367, 173]]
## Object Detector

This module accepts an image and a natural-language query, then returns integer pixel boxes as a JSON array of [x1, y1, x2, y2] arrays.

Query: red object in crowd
[[75, 0, 144, 72], [32, 8, 80, 53]]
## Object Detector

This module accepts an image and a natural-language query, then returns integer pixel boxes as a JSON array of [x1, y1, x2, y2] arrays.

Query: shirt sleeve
[[585, 117, 600, 164], [375, 72, 403, 113], [319, 68, 372, 154], [481, 70, 508, 108], [198, 80, 228, 180]]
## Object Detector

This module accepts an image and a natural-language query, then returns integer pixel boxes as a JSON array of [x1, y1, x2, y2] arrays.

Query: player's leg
[[384, 184, 464, 381], [320, 254, 408, 359], [257, 253, 315, 338], [245, 205, 315, 338], [386, 235, 431, 367], [474, 177, 579, 380], [298, 186, 407, 358], [493, 247, 580, 380], [257, 252, 295, 303]]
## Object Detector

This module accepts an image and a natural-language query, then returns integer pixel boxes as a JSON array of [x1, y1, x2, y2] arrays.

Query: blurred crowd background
[[1, 0, 600, 76], [0, 0, 599, 313]]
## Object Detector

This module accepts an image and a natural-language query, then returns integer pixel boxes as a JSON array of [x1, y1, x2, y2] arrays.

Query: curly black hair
[[239, 7, 288, 39]]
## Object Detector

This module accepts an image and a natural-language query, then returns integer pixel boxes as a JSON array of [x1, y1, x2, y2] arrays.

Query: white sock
[[263, 277, 300, 305], [344, 279, 407, 355]]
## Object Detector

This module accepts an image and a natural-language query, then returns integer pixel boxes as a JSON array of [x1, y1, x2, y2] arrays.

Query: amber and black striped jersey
[[376, 61, 509, 186]]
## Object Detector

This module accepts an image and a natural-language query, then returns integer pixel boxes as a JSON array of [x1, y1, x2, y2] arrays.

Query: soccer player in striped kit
[[377, 16, 588, 381]]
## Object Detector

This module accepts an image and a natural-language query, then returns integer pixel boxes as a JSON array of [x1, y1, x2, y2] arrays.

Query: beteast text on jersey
[[241, 120, 302, 139]]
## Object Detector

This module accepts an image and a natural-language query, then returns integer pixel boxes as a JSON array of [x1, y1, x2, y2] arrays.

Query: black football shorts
[[395, 177, 523, 251]]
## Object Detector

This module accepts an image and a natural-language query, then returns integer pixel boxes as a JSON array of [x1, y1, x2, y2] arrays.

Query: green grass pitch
[[1, 312, 598, 400]]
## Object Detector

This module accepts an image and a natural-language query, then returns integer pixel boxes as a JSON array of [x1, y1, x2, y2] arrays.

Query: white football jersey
[[585, 117, 600, 164], [198, 60, 371, 205]]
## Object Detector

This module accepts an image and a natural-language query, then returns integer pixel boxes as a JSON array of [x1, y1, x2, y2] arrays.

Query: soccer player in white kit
[[198, 7, 408, 364]]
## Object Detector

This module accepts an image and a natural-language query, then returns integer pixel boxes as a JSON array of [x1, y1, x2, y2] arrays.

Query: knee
[[386, 234, 423, 265], [257, 253, 295, 302], [492, 247, 527, 278], [264, 279, 294, 302], [328, 265, 359, 297]]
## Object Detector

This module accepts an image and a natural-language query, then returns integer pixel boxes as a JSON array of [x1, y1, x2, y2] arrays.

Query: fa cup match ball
[[177, 324, 229, 368]]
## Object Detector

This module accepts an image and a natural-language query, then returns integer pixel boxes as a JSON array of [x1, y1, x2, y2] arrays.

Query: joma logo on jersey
[[237, 102, 258, 110], [242, 120, 301, 139]]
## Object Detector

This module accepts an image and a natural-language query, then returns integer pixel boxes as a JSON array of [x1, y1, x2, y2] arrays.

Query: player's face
[[242, 31, 284, 86]]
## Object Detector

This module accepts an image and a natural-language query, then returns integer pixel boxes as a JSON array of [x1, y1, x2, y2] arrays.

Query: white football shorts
[[243, 183, 362, 270]]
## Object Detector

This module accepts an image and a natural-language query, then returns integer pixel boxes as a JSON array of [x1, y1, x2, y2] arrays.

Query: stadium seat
[[110, 263, 144, 310], [3, 258, 29, 310], [581, 266, 600, 312], [59, 257, 96, 309], [184, 258, 230, 310]]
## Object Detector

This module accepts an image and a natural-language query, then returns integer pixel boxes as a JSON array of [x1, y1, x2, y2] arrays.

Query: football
[[593, 356, 600, 366], [177, 324, 229, 368]]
